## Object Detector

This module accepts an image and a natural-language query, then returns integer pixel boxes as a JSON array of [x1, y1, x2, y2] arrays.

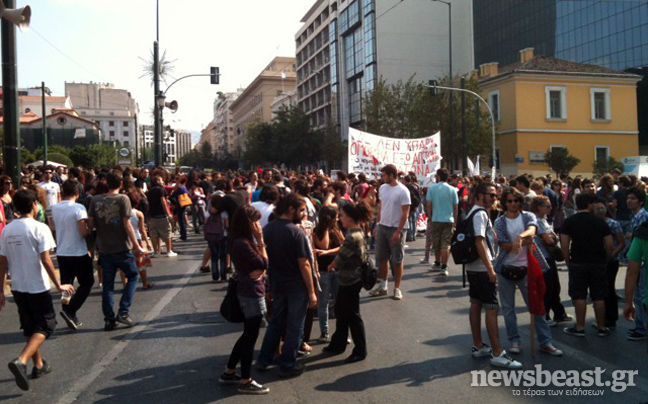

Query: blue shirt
[[426, 182, 459, 223], [631, 209, 648, 232]]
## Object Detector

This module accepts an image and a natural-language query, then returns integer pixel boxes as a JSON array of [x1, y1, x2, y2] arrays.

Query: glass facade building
[[474, 0, 648, 71]]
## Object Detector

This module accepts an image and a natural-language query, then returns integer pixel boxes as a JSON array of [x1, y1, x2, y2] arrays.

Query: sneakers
[[150, 252, 159, 258], [597, 327, 611, 337], [546, 318, 557, 327], [509, 342, 521, 354], [490, 350, 522, 369], [440, 268, 449, 276], [104, 320, 117, 331], [430, 262, 442, 272], [394, 288, 403, 300], [540, 344, 563, 356], [199, 265, 210, 273], [116, 313, 135, 327], [218, 371, 242, 385], [563, 326, 585, 337], [627, 331, 648, 341], [31, 360, 52, 379], [419, 258, 430, 264], [368, 286, 387, 297], [318, 332, 331, 343], [8, 358, 29, 391], [238, 380, 269, 395], [555, 314, 574, 323], [60, 311, 79, 331], [166, 251, 178, 257], [471, 343, 492, 358], [277, 362, 305, 378]]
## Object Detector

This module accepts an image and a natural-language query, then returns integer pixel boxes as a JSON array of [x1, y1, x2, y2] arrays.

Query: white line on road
[[54, 263, 199, 404]]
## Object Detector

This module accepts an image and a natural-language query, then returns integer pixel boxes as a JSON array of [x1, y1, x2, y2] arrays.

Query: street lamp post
[[431, 0, 454, 170], [426, 83, 497, 178]]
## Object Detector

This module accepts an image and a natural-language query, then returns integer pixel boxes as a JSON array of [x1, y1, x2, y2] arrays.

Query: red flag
[[526, 247, 546, 315]]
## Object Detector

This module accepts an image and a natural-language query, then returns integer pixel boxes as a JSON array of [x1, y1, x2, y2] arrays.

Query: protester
[[146, 176, 176, 257], [425, 168, 458, 275], [625, 186, 648, 341]]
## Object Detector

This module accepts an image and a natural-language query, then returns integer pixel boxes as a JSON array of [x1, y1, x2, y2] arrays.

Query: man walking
[[256, 194, 317, 377], [625, 187, 648, 341], [37, 167, 61, 230], [52, 180, 93, 330], [88, 172, 144, 331], [425, 168, 458, 276], [0, 189, 74, 391], [369, 164, 410, 300], [465, 183, 522, 369], [146, 176, 176, 257]]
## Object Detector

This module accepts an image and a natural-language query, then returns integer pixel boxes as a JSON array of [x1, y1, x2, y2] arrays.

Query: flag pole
[[530, 315, 535, 357]]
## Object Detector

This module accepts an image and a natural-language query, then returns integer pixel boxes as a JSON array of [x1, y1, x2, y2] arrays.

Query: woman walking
[[219, 205, 269, 394]]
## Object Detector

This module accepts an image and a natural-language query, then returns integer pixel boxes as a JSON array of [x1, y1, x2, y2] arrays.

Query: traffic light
[[428, 80, 438, 96], [210, 67, 220, 85]]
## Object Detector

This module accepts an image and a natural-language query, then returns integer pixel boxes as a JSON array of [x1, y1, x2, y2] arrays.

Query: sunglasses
[[482, 193, 497, 198], [544, 205, 552, 208], [506, 199, 522, 204]]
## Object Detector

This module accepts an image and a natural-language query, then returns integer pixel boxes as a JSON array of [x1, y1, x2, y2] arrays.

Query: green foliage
[[34, 145, 70, 160], [244, 106, 329, 168], [20, 147, 35, 164], [364, 75, 494, 165], [544, 148, 581, 175], [322, 125, 346, 168], [47, 152, 74, 167], [67, 144, 119, 168], [593, 156, 624, 176]]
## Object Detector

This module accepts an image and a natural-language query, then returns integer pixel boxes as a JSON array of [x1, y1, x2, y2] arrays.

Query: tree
[[69, 146, 97, 168], [34, 145, 70, 160], [363, 75, 494, 167], [593, 156, 624, 176], [20, 147, 35, 164], [321, 124, 346, 169], [544, 148, 581, 176], [47, 152, 74, 167]]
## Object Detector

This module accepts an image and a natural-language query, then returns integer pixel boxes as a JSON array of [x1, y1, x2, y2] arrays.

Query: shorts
[[431, 222, 454, 250], [467, 271, 499, 309], [568, 262, 608, 301], [375, 224, 406, 264], [238, 296, 267, 319], [149, 216, 171, 240], [12, 290, 57, 338]]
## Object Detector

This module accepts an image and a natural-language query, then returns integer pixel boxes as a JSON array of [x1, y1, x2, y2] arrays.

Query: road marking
[[54, 263, 198, 404]]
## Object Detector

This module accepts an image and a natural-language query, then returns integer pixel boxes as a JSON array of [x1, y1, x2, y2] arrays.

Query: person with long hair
[[493, 188, 562, 356], [322, 201, 372, 363], [171, 176, 190, 241], [565, 177, 582, 217], [219, 205, 269, 394], [313, 205, 344, 343], [0, 175, 15, 226]]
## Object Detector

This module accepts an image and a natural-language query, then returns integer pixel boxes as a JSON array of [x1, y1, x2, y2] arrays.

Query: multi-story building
[[473, 0, 648, 151], [65, 82, 139, 149], [198, 120, 217, 151], [271, 91, 298, 119], [140, 125, 191, 165], [229, 57, 296, 155], [214, 90, 242, 156], [297, 0, 475, 140], [478, 48, 640, 177], [0, 87, 72, 118]]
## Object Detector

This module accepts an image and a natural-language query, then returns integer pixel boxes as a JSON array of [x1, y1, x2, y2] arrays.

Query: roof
[[0, 111, 41, 124], [0, 111, 99, 128], [481, 55, 640, 84]]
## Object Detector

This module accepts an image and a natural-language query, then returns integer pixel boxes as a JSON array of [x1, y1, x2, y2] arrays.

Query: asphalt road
[[0, 233, 646, 404]]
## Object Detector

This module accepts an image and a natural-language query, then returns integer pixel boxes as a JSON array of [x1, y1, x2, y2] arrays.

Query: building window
[[109, 131, 115, 137], [550, 145, 567, 155], [123, 121, 129, 127], [124, 131, 129, 137], [349, 77, 363, 124], [364, 13, 375, 65], [590, 88, 611, 120], [365, 63, 376, 91], [595, 146, 609, 162], [109, 121, 115, 127], [545, 86, 567, 119], [488, 90, 500, 122], [124, 141, 130, 147]]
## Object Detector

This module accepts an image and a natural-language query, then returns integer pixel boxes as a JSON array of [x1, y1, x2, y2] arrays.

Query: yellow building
[[478, 48, 641, 177]]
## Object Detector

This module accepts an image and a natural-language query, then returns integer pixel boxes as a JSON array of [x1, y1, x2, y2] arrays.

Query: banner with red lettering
[[347, 128, 442, 185]]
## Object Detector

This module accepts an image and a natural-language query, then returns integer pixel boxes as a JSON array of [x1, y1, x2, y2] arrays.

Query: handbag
[[178, 192, 193, 208], [544, 243, 564, 262], [501, 264, 527, 281], [220, 275, 244, 323]]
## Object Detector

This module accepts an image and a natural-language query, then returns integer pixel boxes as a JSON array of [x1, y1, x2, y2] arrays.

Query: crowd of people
[[0, 163, 645, 395]]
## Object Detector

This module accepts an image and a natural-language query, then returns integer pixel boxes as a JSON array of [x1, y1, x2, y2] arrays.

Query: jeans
[[192, 205, 205, 232], [543, 259, 566, 320], [318, 271, 339, 334], [329, 281, 366, 357], [634, 265, 647, 334], [617, 220, 631, 263], [176, 206, 187, 240], [58, 255, 95, 318], [407, 209, 417, 241], [497, 273, 553, 347], [257, 284, 309, 371], [227, 315, 263, 379], [208, 238, 228, 281], [99, 251, 139, 322]]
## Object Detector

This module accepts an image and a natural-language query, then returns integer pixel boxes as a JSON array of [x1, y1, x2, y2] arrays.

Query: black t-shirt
[[146, 185, 168, 218], [219, 190, 248, 221], [561, 212, 612, 263], [263, 218, 311, 292], [613, 188, 630, 221]]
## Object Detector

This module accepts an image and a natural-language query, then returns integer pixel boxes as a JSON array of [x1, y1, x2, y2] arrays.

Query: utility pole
[[153, 41, 162, 167], [461, 77, 467, 176], [41, 81, 47, 167], [2, 0, 20, 184]]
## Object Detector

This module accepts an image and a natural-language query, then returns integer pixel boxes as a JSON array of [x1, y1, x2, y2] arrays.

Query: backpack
[[360, 256, 378, 291], [204, 213, 224, 242], [407, 184, 421, 210], [450, 208, 492, 265]]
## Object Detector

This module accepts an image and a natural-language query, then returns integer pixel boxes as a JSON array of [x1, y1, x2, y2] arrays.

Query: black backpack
[[407, 184, 421, 210], [360, 257, 378, 291], [450, 208, 492, 265]]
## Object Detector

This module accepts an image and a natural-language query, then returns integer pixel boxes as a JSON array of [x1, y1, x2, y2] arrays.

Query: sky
[[13, 0, 311, 142]]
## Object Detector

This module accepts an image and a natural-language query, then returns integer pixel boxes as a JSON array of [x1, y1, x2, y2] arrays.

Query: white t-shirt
[[0, 218, 56, 293], [379, 182, 411, 228], [38, 181, 60, 209], [251, 201, 275, 228], [465, 206, 495, 273], [503, 214, 528, 266], [51, 200, 88, 256]]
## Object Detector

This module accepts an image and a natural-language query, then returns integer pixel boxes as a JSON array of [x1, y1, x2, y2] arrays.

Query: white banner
[[347, 128, 442, 185]]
